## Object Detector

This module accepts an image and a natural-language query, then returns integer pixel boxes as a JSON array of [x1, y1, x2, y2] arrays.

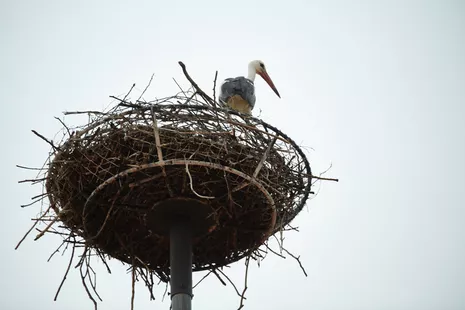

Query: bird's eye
[[260, 63, 265, 68]]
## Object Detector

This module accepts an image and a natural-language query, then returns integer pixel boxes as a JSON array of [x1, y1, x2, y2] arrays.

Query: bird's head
[[249, 60, 281, 98]]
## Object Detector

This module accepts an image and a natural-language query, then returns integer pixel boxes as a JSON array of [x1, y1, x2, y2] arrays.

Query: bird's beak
[[258, 71, 281, 98]]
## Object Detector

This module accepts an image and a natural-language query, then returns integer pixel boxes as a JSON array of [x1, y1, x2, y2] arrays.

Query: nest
[[18, 63, 322, 307]]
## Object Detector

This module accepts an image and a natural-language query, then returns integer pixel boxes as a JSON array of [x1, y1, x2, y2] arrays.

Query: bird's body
[[220, 76, 256, 114], [219, 60, 280, 115]]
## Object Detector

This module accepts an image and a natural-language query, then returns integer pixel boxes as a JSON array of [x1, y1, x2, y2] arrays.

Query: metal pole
[[170, 218, 193, 310]]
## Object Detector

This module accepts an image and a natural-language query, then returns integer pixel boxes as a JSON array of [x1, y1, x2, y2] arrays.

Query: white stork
[[219, 60, 280, 115]]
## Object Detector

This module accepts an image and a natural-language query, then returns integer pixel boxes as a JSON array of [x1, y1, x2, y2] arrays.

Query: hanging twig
[[54, 235, 76, 301], [281, 247, 308, 277], [237, 257, 250, 310], [131, 258, 136, 310]]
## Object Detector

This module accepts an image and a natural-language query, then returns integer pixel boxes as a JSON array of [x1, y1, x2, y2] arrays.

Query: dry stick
[[151, 107, 174, 197], [281, 247, 308, 277], [54, 236, 76, 301], [264, 243, 286, 259], [34, 215, 59, 241], [238, 257, 250, 310], [18, 178, 46, 184], [232, 136, 278, 193], [21, 197, 44, 208], [216, 269, 244, 298], [178, 61, 214, 102], [15, 218, 42, 249], [227, 120, 289, 144], [31, 130, 60, 152], [210, 269, 227, 286], [16, 164, 46, 171], [79, 247, 98, 310], [185, 163, 215, 199], [54, 116, 71, 137], [85, 253, 103, 302], [193, 270, 213, 289], [172, 77, 188, 98], [137, 73, 155, 102], [31, 192, 48, 200], [304, 174, 339, 182], [131, 258, 136, 310], [184, 91, 198, 105], [92, 250, 111, 274], [212, 70, 218, 102], [123, 83, 136, 102], [162, 281, 169, 301]]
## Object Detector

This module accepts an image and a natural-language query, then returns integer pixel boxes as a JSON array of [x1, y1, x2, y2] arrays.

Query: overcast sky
[[2, 1, 465, 309]]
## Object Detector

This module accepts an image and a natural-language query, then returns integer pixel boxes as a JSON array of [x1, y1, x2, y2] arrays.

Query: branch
[[213, 70, 218, 102], [31, 130, 60, 152], [123, 83, 136, 102], [282, 247, 308, 277], [54, 235, 76, 301], [137, 73, 155, 102], [178, 61, 214, 102], [131, 258, 136, 310], [237, 257, 250, 310], [54, 116, 71, 137]]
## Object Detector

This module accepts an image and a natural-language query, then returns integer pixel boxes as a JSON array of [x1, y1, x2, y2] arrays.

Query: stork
[[219, 60, 280, 115]]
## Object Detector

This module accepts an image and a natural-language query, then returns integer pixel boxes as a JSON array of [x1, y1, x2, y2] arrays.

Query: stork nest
[[18, 63, 316, 301]]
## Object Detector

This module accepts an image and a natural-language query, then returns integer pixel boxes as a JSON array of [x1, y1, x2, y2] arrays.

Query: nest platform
[[20, 64, 315, 295], [44, 98, 312, 281], [46, 101, 312, 278]]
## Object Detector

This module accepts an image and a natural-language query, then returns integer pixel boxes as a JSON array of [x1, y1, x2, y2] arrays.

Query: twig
[[79, 247, 98, 310], [178, 61, 214, 102], [63, 110, 106, 115], [162, 281, 169, 301], [16, 165, 46, 171], [18, 178, 46, 184], [253, 136, 278, 178], [282, 247, 308, 277], [231, 136, 277, 193], [264, 243, 286, 259], [86, 189, 119, 240], [237, 257, 250, 310], [31, 130, 60, 152], [34, 216, 59, 241], [54, 117, 71, 137], [185, 163, 215, 199], [193, 270, 213, 289], [150, 107, 174, 197], [217, 269, 243, 298], [123, 83, 136, 102], [54, 235, 76, 301], [15, 218, 40, 249], [310, 175, 339, 182], [48, 238, 68, 262], [213, 70, 218, 102], [20, 197, 43, 208], [172, 78, 187, 98], [137, 73, 155, 102], [131, 258, 136, 310], [211, 269, 227, 286]]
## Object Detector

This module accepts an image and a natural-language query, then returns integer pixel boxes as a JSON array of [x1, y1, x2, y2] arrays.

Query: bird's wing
[[219, 77, 256, 109]]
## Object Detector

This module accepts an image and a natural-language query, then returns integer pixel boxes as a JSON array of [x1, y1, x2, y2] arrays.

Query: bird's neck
[[247, 63, 256, 81]]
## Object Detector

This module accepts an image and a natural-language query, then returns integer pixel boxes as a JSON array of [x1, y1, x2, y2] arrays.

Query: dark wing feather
[[219, 77, 256, 110]]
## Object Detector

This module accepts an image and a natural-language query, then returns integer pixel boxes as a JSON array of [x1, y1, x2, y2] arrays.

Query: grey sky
[[2, 0, 465, 309]]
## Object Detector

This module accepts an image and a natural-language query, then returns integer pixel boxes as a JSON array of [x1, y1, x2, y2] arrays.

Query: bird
[[219, 60, 280, 115]]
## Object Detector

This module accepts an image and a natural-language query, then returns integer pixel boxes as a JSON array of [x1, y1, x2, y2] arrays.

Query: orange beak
[[258, 71, 281, 98]]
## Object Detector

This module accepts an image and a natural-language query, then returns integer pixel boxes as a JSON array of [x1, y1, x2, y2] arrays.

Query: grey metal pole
[[170, 218, 193, 310]]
